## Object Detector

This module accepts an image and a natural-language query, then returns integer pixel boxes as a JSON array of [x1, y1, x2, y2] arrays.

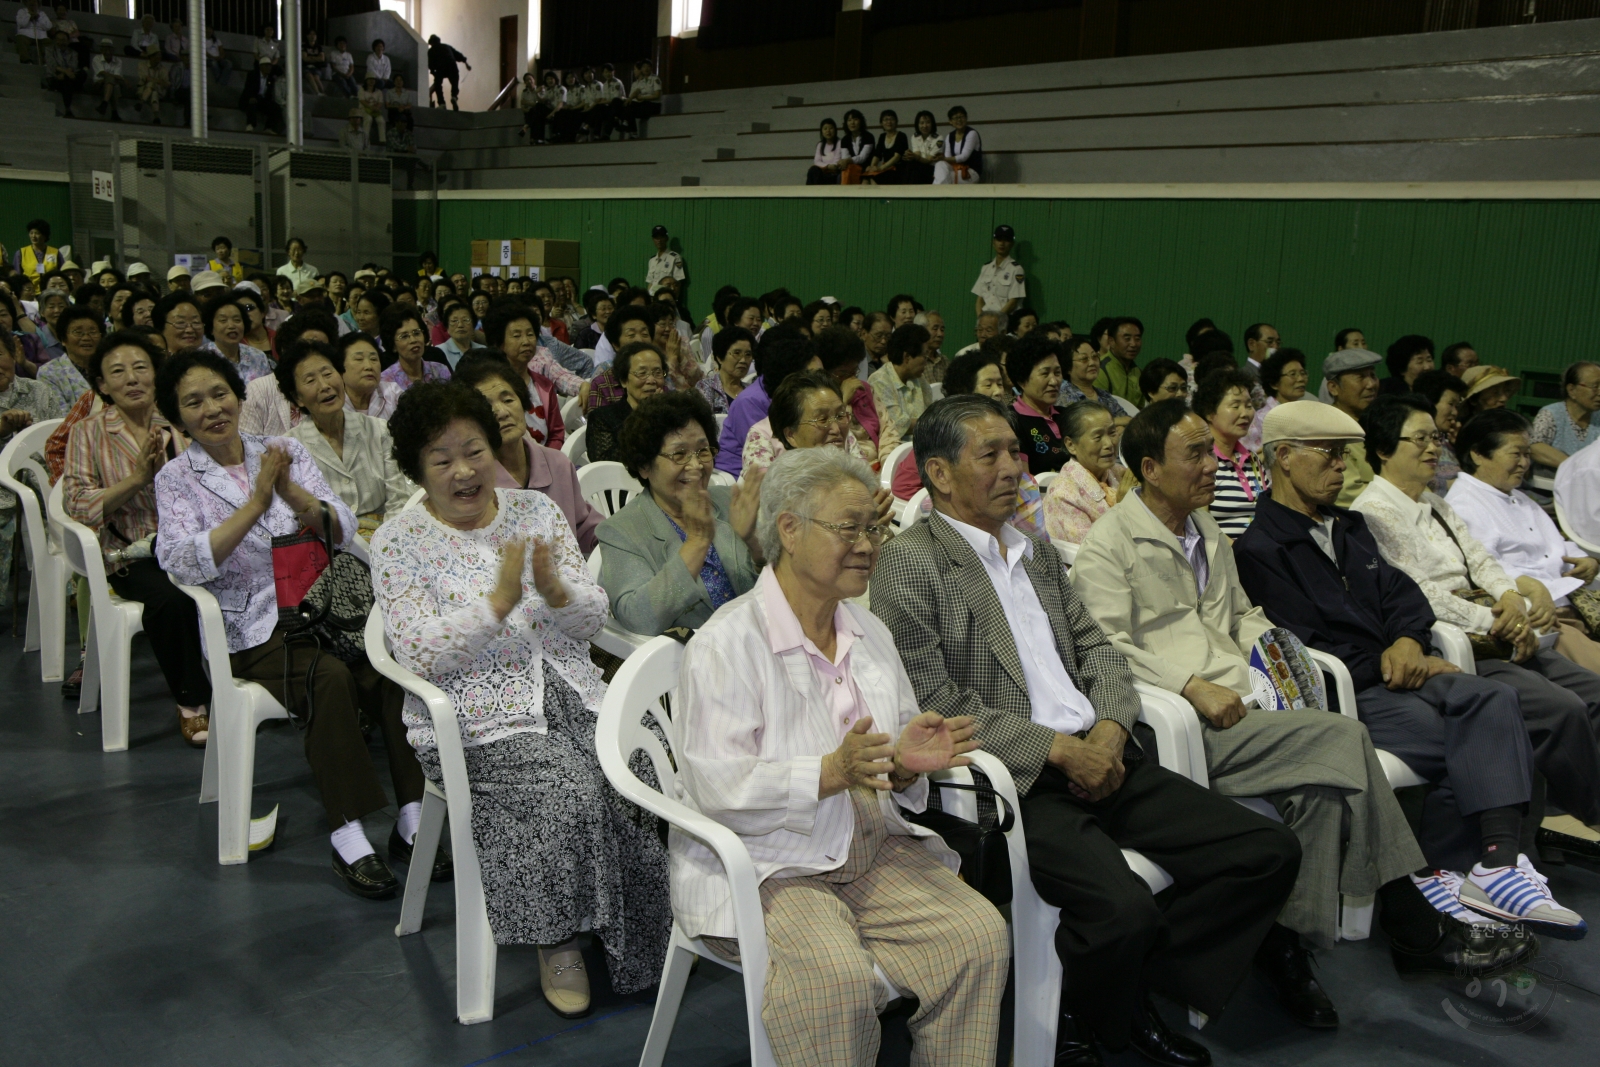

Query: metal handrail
[[487, 77, 519, 111]]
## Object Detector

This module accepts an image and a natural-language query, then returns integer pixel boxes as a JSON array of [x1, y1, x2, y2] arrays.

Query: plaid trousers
[[708, 788, 1009, 1067]]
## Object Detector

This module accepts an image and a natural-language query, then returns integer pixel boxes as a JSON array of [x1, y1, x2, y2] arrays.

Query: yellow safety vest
[[20, 245, 59, 284]]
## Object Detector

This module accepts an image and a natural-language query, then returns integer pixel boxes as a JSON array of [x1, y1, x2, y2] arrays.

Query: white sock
[[331, 819, 374, 863], [397, 802, 423, 845]]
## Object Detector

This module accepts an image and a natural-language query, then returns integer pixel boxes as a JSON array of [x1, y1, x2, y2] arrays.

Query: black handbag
[[292, 501, 374, 664], [905, 778, 1016, 907]]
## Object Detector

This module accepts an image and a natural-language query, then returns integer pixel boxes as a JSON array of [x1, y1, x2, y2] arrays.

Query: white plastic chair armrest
[[1431, 622, 1475, 674], [1054, 540, 1079, 565], [171, 577, 235, 681], [347, 535, 371, 565], [1133, 682, 1204, 785], [1306, 648, 1360, 720], [1554, 500, 1600, 559]]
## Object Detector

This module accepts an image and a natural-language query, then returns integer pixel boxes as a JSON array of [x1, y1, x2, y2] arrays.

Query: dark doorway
[[499, 14, 519, 92]]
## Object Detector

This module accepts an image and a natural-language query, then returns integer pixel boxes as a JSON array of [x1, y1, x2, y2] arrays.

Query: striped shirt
[[62, 406, 181, 551], [1208, 441, 1268, 537]]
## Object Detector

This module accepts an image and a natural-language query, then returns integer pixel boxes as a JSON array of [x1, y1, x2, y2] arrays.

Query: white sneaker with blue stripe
[[1461, 854, 1587, 939], [1413, 870, 1504, 927]]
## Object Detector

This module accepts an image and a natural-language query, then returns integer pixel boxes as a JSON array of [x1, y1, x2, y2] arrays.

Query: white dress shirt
[[940, 513, 1098, 735], [1448, 471, 1589, 605], [673, 569, 955, 939]]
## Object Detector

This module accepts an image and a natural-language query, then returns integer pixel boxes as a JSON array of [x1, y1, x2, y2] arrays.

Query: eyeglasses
[[1400, 431, 1448, 449], [800, 411, 851, 429], [806, 517, 891, 545], [657, 445, 718, 467], [630, 367, 667, 381], [1291, 442, 1349, 462]]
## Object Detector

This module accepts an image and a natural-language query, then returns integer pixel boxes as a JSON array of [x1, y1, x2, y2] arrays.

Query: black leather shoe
[[1538, 825, 1600, 862], [1391, 917, 1537, 977], [389, 825, 454, 883], [1255, 925, 1339, 1029], [332, 850, 399, 900], [1127, 995, 1211, 1067], [1053, 1009, 1104, 1067]]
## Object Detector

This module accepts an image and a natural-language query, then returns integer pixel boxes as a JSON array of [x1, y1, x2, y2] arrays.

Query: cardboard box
[[512, 239, 580, 270], [470, 240, 490, 267]]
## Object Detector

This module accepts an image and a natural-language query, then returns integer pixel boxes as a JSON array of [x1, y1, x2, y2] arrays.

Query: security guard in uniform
[[971, 223, 1026, 321], [645, 224, 686, 295]]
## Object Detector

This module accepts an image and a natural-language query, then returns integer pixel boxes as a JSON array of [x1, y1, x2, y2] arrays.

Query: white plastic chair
[[708, 470, 735, 489], [714, 412, 728, 434], [1430, 621, 1475, 673], [559, 394, 585, 431], [1555, 500, 1600, 558], [595, 636, 902, 1067], [48, 480, 145, 752], [170, 576, 290, 865], [1054, 541, 1079, 566], [585, 545, 653, 660], [932, 683, 1193, 1066], [561, 423, 589, 468], [366, 607, 498, 1024], [880, 442, 913, 491], [576, 460, 642, 518], [928, 382, 945, 402], [896, 487, 928, 531], [1111, 395, 1140, 417], [1034, 470, 1059, 491], [0, 418, 67, 681], [404, 487, 426, 510]]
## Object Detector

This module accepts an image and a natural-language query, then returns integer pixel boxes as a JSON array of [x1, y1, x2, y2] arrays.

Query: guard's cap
[[993, 224, 1015, 241], [651, 224, 668, 238]]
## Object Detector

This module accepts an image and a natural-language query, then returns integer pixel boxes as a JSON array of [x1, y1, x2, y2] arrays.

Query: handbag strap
[[933, 779, 1016, 833]]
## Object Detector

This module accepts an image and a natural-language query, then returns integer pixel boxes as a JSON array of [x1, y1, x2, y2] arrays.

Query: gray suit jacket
[[870, 510, 1142, 796], [596, 484, 759, 635]]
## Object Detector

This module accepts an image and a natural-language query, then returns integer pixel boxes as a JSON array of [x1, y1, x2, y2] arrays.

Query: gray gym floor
[[2, 622, 1598, 1067]]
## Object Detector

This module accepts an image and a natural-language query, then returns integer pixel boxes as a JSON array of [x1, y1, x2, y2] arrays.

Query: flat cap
[[1322, 349, 1381, 379], [1262, 400, 1365, 445]]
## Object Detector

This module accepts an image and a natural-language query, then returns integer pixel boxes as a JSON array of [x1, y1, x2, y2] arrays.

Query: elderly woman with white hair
[[674, 446, 1009, 1067]]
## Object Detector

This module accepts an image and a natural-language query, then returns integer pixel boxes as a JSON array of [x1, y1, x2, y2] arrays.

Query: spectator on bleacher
[[1061, 335, 1120, 411], [274, 340, 413, 540], [590, 62, 623, 138], [327, 35, 356, 96], [386, 73, 415, 151], [201, 26, 230, 89], [374, 382, 669, 1010], [1529, 361, 1600, 469], [933, 105, 981, 184], [620, 58, 661, 137], [870, 325, 932, 457], [53, 3, 87, 66], [378, 304, 449, 390], [899, 109, 939, 185], [863, 109, 907, 184], [203, 297, 273, 384], [39, 304, 102, 414], [124, 14, 158, 59], [585, 341, 668, 465], [1442, 341, 1479, 377], [60, 330, 212, 743], [355, 73, 386, 145], [1379, 334, 1436, 397], [1242, 347, 1309, 452], [136, 46, 169, 125], [301, 29, 328, 95], [365, 38, 391, 89], [579, 67, 609, 140], [250, 24, 281, 71], [1448, 409, 1600, 675], [90, 37, 124, 120], [517, 72, 544, 141], [240, 57, 281, 133], [551, 70, 586, 142], [339, 331, 402, 420], [1197, 368, 1267, 536], [42, 28, 83, 118], [155, 348, 427, 901], [13, 1, 50, 63], [839, 109, 875, 184]]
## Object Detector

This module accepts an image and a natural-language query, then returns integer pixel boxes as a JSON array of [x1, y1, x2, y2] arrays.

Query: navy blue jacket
[[1234, 496, 1436, 692]]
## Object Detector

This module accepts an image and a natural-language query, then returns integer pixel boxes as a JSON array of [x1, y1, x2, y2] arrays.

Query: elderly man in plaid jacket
[[871, 394, 1301, 1067]]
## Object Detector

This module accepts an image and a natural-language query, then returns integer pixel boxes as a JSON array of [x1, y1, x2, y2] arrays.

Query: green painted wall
[[434, 195, 1600, 382], [0, 179, 72, 265]]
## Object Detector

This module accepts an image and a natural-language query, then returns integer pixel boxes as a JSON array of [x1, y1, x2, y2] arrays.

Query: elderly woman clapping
[[153, 349, 429, 898], [371, 382, 669, 1019], [675, 446, 1009, 1067]]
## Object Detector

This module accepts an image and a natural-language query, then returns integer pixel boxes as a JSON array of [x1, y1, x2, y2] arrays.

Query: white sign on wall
[[91, 170, 115, 203]]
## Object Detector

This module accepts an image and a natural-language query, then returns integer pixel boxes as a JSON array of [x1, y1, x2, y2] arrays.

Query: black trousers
[[242, 97, 282, 132], [106, 558, 210, 708], [1476, 649, 1600, 826], [806, 166, 841, 186], [430, 70, 458, 106], [230, 626, 425, 830], [1021, 759, 1300, 1049], [621, 99, 660, 132], [47, 71, 84, 110]]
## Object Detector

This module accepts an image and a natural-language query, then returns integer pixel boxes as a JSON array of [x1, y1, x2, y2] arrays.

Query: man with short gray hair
[[953, 310, 1003, 357], [872, 394, 1300, 1066]]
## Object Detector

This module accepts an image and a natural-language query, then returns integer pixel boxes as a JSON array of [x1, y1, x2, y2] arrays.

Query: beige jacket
[[1070, 490, 1272, 696]]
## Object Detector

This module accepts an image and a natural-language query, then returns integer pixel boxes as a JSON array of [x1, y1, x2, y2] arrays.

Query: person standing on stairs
[[425, 34, 469, 110]]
